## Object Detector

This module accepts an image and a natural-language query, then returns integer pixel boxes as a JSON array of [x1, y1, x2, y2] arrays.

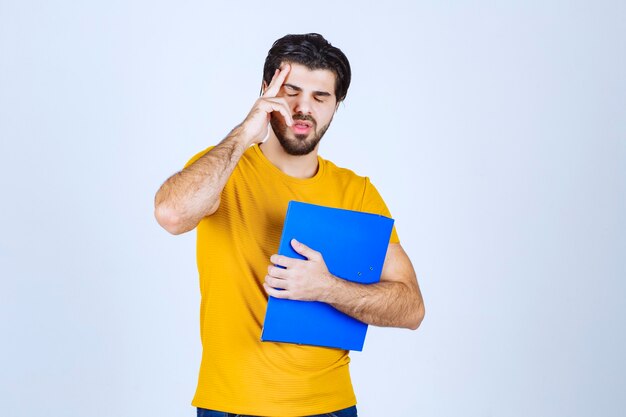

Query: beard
[[269, 113, 332, 156]]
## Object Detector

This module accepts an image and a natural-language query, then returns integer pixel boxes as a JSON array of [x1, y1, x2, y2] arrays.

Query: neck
[[259, 134, 319, 179]]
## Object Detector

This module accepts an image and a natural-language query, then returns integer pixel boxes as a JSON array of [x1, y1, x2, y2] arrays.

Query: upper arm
[[380, 243, 425, 329], [380, 243, 421, 293]]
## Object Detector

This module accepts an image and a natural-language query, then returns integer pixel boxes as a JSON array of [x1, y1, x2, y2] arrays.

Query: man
[[154, 33, 425, 417]]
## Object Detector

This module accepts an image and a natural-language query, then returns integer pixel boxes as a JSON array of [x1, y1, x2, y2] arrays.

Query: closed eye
[[287, 94, 324, 103]]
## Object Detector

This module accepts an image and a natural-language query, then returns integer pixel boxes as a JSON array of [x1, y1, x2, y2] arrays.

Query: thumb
[[291, 238, 320, 261]]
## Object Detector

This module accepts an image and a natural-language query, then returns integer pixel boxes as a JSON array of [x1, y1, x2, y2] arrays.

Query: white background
[[1, 1, 624, 416]]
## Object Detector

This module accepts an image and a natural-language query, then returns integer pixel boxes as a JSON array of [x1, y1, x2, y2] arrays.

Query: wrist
[[228, 124, 257, 149], [320, 273, 340, 304]]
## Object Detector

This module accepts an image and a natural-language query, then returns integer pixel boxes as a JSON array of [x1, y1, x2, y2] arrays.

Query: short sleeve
[[361, 177, 400, 244], [183, 146, 215, 169]]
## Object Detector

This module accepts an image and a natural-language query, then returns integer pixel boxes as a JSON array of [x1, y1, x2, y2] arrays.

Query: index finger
[[263, 64, 291, 98]]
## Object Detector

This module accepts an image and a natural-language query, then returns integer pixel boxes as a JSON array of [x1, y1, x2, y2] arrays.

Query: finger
[[269, 100, 293, 126], [265, 275, 288, 290], [263, 64, 291, 98], [263, 64, 290, 97], [270, 254, 298, 268], [264, 282, 290, 299], [291, 239, 322, 261], [267, 264, 289, 278], [261, 69, 278, 96], [260, 98, 293, 126], [263, 68, 279, 93]]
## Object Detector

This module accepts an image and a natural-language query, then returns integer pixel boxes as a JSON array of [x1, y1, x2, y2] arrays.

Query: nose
[[293, 94, 313, 115]]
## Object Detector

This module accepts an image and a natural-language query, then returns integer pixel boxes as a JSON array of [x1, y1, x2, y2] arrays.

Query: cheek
[[316, 107, 335, 126]]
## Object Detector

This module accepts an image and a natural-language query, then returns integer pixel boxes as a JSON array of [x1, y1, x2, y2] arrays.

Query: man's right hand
[[238, 64, 293, 146], [154, 65, 295, 234]]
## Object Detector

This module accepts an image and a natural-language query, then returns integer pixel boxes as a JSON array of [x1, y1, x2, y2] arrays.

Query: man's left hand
[[263, 239, 335, 301]]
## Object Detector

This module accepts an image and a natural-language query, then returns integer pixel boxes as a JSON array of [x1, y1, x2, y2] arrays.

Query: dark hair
[[263, 33, 351, 102]]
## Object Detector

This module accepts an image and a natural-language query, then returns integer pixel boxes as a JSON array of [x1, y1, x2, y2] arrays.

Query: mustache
[[292, 114, 316, 125]]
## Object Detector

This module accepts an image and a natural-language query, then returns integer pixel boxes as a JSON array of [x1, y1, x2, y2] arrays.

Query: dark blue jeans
[[197, 405, 358, 417]]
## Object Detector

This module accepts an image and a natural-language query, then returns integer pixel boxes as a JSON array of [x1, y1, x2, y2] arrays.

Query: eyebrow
[[284, 83, 333, 97]]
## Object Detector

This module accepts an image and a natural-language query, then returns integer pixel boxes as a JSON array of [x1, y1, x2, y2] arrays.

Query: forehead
[[283, 63, 336, 95]]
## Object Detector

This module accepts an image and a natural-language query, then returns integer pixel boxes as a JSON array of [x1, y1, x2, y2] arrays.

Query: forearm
[[154, 126, 249, 234], [323, 277, 424, 330], [265, 241, 426, 330]]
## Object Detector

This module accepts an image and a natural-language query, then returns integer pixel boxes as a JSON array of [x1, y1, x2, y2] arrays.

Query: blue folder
[[261, 201, 394, 351]]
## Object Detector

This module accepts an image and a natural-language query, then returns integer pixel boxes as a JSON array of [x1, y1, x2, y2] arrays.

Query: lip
[[292, 123, 312, 134], [293, 120, 312, 128]]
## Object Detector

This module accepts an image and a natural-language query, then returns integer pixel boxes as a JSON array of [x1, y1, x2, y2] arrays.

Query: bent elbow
[[407, 302, 425, 331], [154, 205, 189, 235]]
